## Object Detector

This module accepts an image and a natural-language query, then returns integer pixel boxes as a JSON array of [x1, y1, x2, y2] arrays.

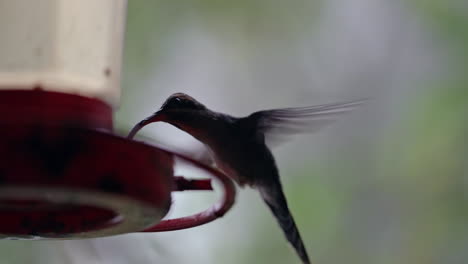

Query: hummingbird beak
[[147, 109, 168, 123], [127, 109, 167, 139]]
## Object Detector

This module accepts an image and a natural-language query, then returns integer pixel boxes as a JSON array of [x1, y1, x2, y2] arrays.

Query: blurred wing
[[247, 99, 365, 147]]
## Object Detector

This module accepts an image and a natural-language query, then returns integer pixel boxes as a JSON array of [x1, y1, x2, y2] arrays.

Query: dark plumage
[[129, 93, 363, 264]]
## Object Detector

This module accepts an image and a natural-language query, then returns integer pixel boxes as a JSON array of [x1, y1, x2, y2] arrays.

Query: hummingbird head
[[129, 93, 208, 139], [159, 93, 207, 113]]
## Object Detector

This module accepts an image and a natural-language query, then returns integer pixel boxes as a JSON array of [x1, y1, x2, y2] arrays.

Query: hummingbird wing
[[258, 179, 311, 264], [247, 99, 364, 146]]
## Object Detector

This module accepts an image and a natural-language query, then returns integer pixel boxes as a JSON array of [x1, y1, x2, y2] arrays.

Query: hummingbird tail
[[258, 181, 311, 264]]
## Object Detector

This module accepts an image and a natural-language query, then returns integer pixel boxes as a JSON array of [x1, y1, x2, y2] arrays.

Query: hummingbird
[[129, 93, 363, 264]]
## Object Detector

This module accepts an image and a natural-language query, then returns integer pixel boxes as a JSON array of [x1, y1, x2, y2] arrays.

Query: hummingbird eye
[[163, 97, 198, 110], [172, 97, 187, 107], [161, 93, 206, 111]]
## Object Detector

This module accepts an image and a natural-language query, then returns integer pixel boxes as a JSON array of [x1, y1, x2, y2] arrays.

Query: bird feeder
[[0, 0, 235, 240]]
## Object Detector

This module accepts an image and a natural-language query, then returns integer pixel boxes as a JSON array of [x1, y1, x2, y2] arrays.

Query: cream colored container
[[0, 0, 127, 107]]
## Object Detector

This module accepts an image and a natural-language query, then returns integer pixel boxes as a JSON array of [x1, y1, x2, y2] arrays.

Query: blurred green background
[[1, 0, 467, 263]]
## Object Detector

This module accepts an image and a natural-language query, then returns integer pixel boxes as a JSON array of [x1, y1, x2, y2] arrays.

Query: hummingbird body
[[130, 93, 363, 264]]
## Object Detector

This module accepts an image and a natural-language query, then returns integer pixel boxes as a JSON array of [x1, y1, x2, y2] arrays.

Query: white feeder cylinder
[[0, 0, 127, 107]]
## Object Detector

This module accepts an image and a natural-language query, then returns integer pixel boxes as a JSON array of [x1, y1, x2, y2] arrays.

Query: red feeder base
[[0, 90, 235, 240], [0, 90, 174, 239]]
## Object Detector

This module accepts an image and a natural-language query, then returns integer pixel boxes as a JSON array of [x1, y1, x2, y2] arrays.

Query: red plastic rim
[[127, 118, 237, 233], [142, 149, 236, 232]]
